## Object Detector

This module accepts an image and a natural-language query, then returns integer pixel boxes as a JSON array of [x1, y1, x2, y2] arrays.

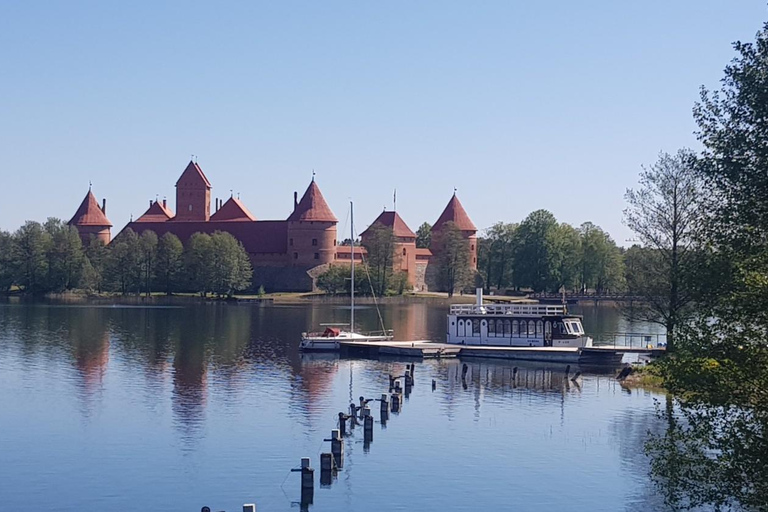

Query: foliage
[[362, 224, 399, 296], [208, 231, 253, 296], [43, 218, 85, 292], [11, 221, 52, 294], [105, 228, 142, 294], [623, 149, 704, 351], [139, 230, 158, 297], [645, 23, 768, 511], [155, 233, 184, 295], [579, 222, 624, 293], [415, 222, 432, 249], [433, 221, 471, 297], [478, 222, 517, 291], [512, 210, 566, 292], [0, 230, 15, 292], [316, 263, 366, 295]]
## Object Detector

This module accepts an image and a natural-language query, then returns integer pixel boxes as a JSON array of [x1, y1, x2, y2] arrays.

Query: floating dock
[[337, 340, 658, 365]]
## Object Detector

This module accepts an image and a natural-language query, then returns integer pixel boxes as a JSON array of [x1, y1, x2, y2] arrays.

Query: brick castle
[[67, 160, 477, 292]]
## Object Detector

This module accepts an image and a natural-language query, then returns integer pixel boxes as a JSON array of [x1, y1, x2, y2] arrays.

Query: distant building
[[67, 160, 477, 292]]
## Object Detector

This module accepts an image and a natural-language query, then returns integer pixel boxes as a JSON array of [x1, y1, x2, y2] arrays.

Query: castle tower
[[430, 193, 478, 269], [174, 160, 211, 221], [287, 179, 338, 267], [68, 189, 112, 245], [360, 210, 418, 287]]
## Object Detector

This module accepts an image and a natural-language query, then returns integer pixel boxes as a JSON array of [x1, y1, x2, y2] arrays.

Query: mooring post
[[338, 412, 348, 436], [323, 429, 344, 468], [243, 504, 256, 512], [565, 364, 571, 379], [389, 374, 395, 390], [364, 414, 374, 441], [432, 379, 436, 391], [290, 457, 314, 492], [394, 380, 402, 393], [409, 362, 415, 377], [320, 452, 336, 472], [379, 393, 389, 412], [391, 392, 401, 413]]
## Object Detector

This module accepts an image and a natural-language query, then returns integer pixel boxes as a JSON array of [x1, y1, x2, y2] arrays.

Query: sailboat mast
[[350, 201, 355, 334]]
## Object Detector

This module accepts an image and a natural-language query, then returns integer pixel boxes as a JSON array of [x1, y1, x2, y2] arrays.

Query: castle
[[68, 161, 477, 292]]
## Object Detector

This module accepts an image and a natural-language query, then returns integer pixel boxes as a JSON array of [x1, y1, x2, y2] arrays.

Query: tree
[[415, 222, 432, 249], [208, 231, 252, 296], [184, 232, 214, 296], [512, 210, 559, 292], [155, 233, 184, 295], [644, 25, 768, 510], [579, 222, 625, 294], [479, 222, 517, 292], [139, 231, 158, 297], [362, 224, 398, 296], [433, 221, 471, 297], [623, 149, 703, 352], [0, 230, 14, 292], [43, 218, 85, 292], [551, 222, 582, 292], [106, 228, 141, 294], [85, 238, 108, 293], [11, 221, 52, 294]]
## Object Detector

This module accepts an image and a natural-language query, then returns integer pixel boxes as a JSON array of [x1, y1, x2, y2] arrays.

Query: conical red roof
[[175, 160, 211, 189], [135, 200, 174, 223], [69, 190, 112, 227], [433, 194, 476, 232], [210, 196, 256, 222], [287, 180, 337, 222], [361, 211, 416, 239]]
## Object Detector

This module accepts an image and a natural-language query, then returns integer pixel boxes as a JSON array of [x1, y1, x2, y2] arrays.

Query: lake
[[0, 300, 668, 511]]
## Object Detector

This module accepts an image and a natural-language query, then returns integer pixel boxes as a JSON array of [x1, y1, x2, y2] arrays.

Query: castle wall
[[287, 221, 337, 267]]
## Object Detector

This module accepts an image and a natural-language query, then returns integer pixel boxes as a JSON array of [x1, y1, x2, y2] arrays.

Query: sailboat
[[300, 201, 394, 351]]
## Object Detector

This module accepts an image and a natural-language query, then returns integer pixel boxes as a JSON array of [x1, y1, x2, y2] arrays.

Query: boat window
[[545, 321, 552, 335], [570, 321, 582, 334], [472, 319, 481, 336], [488, 319, 496, 336], [528, 320, 536, 336], [564, 322, 573, 334], [536, 320, 543, 335], [512, 320, 518, 336], [503, 319, 510, 336]]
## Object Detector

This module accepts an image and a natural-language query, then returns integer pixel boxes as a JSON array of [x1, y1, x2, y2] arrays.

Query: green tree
[[106, 228, 141, 294], [43, 218, 85, 292], [85, 238, 108, 293], [184, 232, 214, 296], [208, 231, 253, 296], [551, 223, 582, 292], [415, 222, 432, 249], [479, 222, 517, 292], [579, 222, 625, 294], [362, 224, 398, 296], [512, 210, 559, 292], [433, 221, 471, 297], [11, 221, 52, 294], [624, 149, 703, 352], [0, 230, 14, 292], [139, 231, 158, 297], [155, 232, 184, 295]]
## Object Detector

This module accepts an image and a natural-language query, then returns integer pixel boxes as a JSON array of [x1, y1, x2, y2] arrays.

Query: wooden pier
[[337, 340, 662, 364]]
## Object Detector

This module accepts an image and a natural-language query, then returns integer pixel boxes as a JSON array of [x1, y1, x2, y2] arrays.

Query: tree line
[[477, 214, 625, 295], [0, 220, 253, 297]]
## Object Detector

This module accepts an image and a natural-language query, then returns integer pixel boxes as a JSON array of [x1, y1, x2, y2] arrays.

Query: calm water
[[0, 300, 668, 511]]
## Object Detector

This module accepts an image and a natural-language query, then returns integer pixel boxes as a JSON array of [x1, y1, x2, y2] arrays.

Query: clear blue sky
[[1, 1, 765, 244]]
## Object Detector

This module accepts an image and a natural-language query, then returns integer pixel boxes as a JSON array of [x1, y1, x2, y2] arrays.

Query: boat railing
[[590, 332, 668, 349], [449, 303, 566, 316]]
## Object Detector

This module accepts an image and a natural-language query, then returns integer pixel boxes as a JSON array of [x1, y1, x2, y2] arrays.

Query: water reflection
[[0, 301, 672, 511]]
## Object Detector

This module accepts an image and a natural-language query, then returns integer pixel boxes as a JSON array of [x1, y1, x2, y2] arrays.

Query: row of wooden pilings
[[289, 362, 421, 510], [202, 361, 581, 510]]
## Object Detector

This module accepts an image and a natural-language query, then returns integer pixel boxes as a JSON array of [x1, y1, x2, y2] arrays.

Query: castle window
[[293, 252, 298, 260], [403, 248, 406, 256], [333, 240, 337, 246], [289, 238, 293, 246], [312, 238, 318, 246], [334, 254, 337, 260], [471, 244, 474, 251], [188, 205, 193, 212], [314, 253, 319, 260]]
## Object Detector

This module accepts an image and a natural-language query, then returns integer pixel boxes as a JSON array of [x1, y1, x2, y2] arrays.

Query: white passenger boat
[[300, 201, 394, 352], [447, 289, 592, 349]]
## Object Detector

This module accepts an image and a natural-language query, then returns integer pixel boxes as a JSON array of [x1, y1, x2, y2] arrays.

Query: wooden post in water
[[364, 414, 374, 441], [243, 504, 256, 512], [391, 392, 401, 413], [565, 364, 571, 379], [432, 379, 436, 391]]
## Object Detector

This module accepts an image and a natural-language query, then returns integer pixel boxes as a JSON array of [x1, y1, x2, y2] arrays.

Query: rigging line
[[358, 250, 387, 334]]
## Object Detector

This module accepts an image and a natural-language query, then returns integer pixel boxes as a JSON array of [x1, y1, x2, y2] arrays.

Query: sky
[[1, 1, 765, 244]]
